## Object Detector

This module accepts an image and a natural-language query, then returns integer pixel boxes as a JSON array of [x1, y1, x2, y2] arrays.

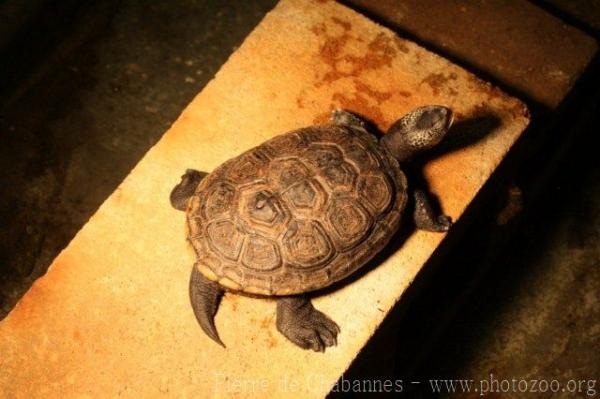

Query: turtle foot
[[414, 189, 453, 232], [276, 296, 340, 352]]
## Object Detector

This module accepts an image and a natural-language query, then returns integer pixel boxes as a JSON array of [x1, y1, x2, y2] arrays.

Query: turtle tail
[[189, 266, 226, 348]]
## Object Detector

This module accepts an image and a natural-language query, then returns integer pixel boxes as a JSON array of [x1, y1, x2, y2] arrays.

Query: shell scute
[[267, 158, 310, 189], [201, 181, 236, 219], [205, 220, 244, 261], [358, 173, 394, 216], [237, 184, 290, 236], [282, 220, 335, 270], [305, 143, 344, 168], [241, 236, 282, 271], [326, 196, 372, 250], [322, 161, 357, 190]]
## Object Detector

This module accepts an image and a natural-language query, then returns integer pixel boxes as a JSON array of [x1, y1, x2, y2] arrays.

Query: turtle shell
[[187, 124, 408, 295]]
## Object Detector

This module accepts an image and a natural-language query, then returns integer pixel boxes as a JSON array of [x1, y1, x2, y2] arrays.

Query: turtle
[[170, 105, 454, 352]]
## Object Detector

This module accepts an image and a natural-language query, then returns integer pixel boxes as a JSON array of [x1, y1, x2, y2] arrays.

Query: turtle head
[[381, 105, 453, 162]]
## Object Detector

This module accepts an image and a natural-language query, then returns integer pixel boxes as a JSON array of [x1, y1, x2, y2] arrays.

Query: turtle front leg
[[331, 109, 365, 129], [170, 169, 208, 211], [276, 296, 339, 352], [413, 189, 452, 232]]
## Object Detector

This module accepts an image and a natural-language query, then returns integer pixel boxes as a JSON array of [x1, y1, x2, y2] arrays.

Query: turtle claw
[[296, 327, 325, 352], [436, 215, 453, 231], [276, 296, 339, 352], [315, 316, 339, 348]]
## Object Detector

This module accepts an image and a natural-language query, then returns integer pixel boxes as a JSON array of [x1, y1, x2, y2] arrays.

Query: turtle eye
[[416, 107, 447, 130]]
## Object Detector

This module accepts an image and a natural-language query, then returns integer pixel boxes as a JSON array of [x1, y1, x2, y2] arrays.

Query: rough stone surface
[[0, 0, 529, 397], [0, 0, 277, 317], [346, 0, 598, 108]]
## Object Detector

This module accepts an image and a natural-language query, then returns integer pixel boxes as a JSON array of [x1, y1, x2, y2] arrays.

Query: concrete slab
[[346, 0, 598, 109], [0, 0, 529, 397]]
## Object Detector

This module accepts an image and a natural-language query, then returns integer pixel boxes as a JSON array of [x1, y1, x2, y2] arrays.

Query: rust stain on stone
[[366, 33, 397, 66], [331, 91, 386, 125], [313, 111, 332, 125], [226, 293, 239, 311], [326, 77, 397, 125], [421, 72, 458, 96], [392, 36, 410, 54], [354, 80, 393, 103], [310, 21, 327, 36], [474, 78, 506, 101], [468, 76, 531, 120], [265, 329, 278, 348], [331, 16, 352, 31], [258, 315, 278, 348], [296, 96, 305, 109], [313, 19, 398, 86], [259, 316, 272, 330], [310, 82, 391, 126], [304, 17, 411, 127]]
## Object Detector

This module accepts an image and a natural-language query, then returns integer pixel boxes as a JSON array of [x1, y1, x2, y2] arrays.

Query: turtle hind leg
[[170, 169, 207, 211], [189, 266, 226, 347], [413, 189, 452, 232], [276, 296, 340, 352]]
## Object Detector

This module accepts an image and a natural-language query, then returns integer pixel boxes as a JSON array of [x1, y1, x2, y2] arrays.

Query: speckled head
[[381, 105, 454, 162]]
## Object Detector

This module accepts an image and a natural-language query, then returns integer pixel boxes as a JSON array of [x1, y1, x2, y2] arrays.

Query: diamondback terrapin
[[170, 106, 453, 351]]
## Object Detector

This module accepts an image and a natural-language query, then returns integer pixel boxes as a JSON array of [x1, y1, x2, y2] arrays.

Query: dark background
[[0, 1, 598, 397]]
